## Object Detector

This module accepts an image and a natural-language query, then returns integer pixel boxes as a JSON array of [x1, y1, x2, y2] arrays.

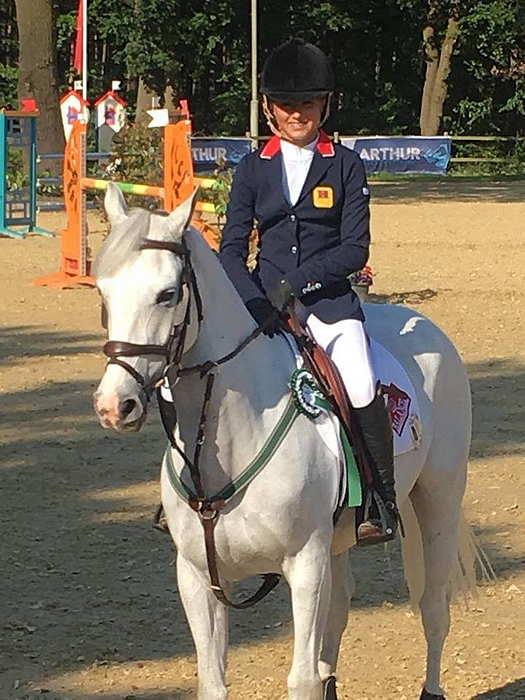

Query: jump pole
[[33, 118, 218, 288]]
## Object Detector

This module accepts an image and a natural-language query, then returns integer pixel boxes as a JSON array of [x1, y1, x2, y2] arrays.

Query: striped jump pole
[[33, 118, 220, 288], [82, 178, 163, 198], [80, 177, 217, 214]]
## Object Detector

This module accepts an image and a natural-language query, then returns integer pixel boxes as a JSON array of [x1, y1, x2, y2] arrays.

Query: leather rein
[[101, 237, 280, 609]]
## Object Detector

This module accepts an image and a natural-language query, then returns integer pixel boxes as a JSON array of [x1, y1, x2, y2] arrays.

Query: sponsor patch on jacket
[[312, 186, 334, 208]]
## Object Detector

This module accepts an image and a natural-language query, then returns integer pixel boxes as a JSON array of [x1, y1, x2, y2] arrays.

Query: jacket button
[[291, 245, 298, 254], [290, 214, 296, 222]]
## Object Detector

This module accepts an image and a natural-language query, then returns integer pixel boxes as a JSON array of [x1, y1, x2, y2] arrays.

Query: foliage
[[5, 149, 29, 190], [349, 265, 374, 287], [0, 0, 18, 107], [449, 137, 525, 175], [209, 165, 234, 222], [104, 118, 163, 208], [2, 0, 525, 157], [446, 0, 525, 135], [0, 64, 18, 108]]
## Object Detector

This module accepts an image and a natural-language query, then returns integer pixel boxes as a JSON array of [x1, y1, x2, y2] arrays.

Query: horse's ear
[[104, 182, 128, 226], [165, 187, 199, 241]]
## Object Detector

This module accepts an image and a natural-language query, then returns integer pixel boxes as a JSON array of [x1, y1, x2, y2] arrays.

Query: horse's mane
[[94, 208, 167, 279]]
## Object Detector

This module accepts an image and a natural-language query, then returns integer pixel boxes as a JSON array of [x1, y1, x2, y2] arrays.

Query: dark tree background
[[1, 0, 524, 139]]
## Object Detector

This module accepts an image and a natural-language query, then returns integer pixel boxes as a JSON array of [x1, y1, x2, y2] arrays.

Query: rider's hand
[[245, 298, 286, 338], [267, 278, 294, 312]]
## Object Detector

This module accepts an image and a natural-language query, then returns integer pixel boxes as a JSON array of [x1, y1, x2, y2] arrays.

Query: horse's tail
[[399, 500, 494, 612]]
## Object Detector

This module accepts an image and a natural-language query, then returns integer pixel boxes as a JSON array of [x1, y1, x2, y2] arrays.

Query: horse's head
[[93, 182, 197, 432]]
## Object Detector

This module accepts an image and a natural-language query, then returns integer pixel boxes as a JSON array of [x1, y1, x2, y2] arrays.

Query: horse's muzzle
[[93, 391, 148, 432]]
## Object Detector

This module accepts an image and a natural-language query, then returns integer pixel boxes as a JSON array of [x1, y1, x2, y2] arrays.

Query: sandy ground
[[1, 179, 525, 700]]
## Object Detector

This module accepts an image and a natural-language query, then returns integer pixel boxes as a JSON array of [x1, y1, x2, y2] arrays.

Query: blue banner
[[191, 137, 252, 172], [341, 136, 451, 175]]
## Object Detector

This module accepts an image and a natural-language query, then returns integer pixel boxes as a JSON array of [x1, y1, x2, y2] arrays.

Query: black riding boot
[[354, 387, 399, 546]]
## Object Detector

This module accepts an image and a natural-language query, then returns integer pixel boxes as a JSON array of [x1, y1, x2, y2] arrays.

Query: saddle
[[286, 311, 374, 513]]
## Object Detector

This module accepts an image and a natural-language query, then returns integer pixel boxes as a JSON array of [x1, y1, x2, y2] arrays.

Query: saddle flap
[[286, 311, 373, 486]]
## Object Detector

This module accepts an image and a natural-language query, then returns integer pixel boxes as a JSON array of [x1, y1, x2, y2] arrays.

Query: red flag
[[73, 0, 84, 74]]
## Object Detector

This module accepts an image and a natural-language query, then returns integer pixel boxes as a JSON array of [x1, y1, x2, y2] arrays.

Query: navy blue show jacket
[[218, 132, 371, 323]]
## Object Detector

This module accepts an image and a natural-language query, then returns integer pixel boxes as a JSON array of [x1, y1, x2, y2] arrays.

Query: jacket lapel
[[260, 150, 291, 208], [296, 151, 333, 205], [297, 131, 336, 204]]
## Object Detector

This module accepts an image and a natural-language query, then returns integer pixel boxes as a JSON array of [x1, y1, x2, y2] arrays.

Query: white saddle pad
[[370, 338, 422, 456], [282, 333, 422, 465]]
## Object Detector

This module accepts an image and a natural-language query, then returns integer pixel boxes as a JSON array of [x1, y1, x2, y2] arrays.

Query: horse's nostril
[[120, 399, 137, 419]]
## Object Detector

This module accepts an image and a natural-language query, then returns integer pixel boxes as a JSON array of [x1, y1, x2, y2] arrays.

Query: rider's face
[[272, 99, 325, 147]]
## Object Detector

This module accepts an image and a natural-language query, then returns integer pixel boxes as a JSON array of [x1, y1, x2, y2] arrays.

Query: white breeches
[[306, 315, 376, 408]]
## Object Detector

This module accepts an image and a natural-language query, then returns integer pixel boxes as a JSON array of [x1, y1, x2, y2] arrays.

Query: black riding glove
[[267, 278, 294, 312], [245, 298, 285, 338]]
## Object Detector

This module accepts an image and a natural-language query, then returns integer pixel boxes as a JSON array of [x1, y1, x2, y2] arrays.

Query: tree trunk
[[14, 0, 64, 174], [419, 1, 460, 136], [135, 77, 160, 123]]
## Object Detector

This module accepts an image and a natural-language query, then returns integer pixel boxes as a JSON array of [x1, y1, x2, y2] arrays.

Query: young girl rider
[[218, 38, 398, 546]]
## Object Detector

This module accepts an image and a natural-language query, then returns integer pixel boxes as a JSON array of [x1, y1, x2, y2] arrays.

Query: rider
[[218, 38, 398, 546]]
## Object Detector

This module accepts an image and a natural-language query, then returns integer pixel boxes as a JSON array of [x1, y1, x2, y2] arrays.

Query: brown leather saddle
[[286, 311, 375, 518]]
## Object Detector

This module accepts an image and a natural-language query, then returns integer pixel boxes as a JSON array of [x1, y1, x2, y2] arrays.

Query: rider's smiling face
[[272, 99, 324, 147]]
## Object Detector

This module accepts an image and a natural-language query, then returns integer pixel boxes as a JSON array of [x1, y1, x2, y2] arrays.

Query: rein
[[101, 235, 280, 609], [159, 307, 281, 611]]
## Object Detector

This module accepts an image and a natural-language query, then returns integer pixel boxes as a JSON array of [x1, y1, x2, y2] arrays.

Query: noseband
[[102, 238, 202, 403]]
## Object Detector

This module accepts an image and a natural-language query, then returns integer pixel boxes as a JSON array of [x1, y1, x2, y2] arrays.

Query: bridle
[[100, 235, 280, 608], [102, 238, 203, 407]]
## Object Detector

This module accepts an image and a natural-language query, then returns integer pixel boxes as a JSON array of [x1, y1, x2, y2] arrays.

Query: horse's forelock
[[93, 208, 153, 279]]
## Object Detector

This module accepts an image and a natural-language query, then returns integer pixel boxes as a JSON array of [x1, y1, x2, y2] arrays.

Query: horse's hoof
[[323, 675, 337, 700], [419, 688, 446, 700]]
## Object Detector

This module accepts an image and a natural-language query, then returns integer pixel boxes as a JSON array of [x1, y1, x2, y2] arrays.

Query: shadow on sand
[[2, 321, 524, 697], [472, 678, 525, 700], [369, 176, 525, 204]]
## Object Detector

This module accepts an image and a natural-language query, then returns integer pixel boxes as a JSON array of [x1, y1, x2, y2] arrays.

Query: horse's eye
[[156, 288, 177, 305]]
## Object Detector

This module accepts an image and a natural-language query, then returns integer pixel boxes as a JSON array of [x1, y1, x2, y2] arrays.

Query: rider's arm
[[218, 156, 266, 304]]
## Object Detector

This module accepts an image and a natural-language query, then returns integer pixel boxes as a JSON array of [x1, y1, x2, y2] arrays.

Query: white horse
[[94, 182, 478, 700]]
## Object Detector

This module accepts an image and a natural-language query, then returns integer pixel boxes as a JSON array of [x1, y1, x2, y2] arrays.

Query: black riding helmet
[[260, 38, 334, 103]]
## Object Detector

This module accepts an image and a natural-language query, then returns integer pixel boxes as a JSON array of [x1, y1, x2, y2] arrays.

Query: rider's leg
[[352, 384, 399, 546], [306, 316, 398, 546]]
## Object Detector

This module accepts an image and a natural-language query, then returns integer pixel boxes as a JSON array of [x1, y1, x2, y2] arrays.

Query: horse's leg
[[283, 540, 332, 700], [176, 553, 229, 700], [318, 550, 354, 698], [409, 467, 466, 700]]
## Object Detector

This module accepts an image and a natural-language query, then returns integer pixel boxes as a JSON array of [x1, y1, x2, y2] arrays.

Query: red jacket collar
[[260, 131, 335, 159]]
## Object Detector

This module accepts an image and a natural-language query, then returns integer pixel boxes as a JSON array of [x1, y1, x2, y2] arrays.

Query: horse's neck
[[184, 228, 293, 387], [184, 228, 255, 362], [174, 229, 295, 482]]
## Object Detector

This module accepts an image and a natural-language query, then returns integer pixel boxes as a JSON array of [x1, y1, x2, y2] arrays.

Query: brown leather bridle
[[101, 238, 202, 408]]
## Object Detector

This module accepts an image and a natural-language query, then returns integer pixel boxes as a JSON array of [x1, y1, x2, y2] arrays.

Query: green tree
[[0, 0, 19, 107], [4, 0, 525, 150], [447, 0, 525, 135]]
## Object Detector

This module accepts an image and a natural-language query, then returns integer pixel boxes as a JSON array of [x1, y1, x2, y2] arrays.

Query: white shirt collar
[[280, 135, 319, 161]]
